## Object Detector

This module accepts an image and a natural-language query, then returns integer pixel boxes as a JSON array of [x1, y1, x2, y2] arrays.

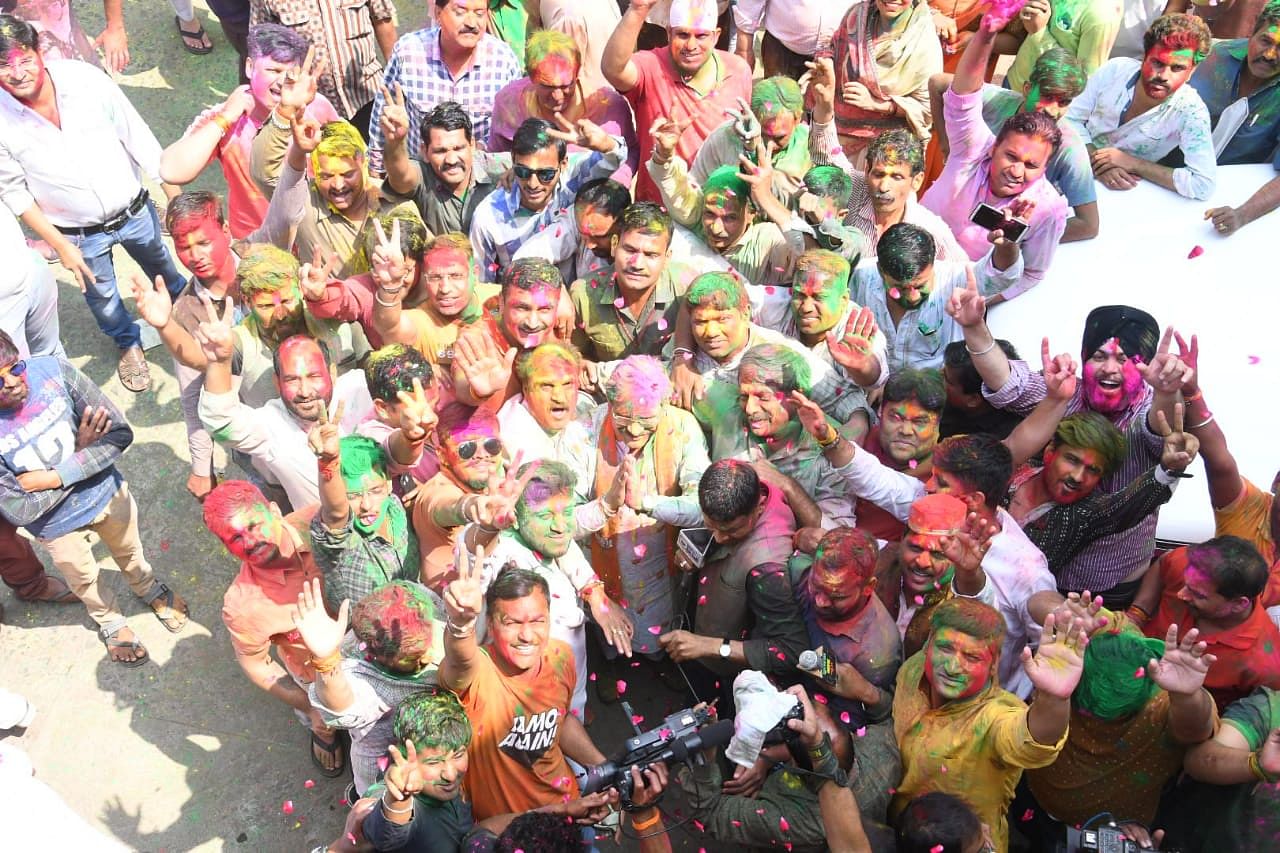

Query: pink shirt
[[624, 48, 753, 203], [488, 79, 640, 187], [920, 88, 1068, 300], [186, 96, 340, 238]]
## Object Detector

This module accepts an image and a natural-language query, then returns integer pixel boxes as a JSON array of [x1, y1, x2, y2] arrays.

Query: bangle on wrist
[[446, 617, 476, 638], [212, 113, 233, 134], [630, 809, 663, 831], [310, 649, 342, 673], [1125, 604, 1150, 626], [381, 791, 413, 813], [1249, 749, 1280, 783], [815, 425, 840, 448], [1188, 413, 1215, 430], [965, 338, 996, 357], [374, 291, 400, 308]]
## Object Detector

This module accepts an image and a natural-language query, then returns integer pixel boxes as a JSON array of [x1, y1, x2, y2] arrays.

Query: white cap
[[668, 0, 719, 31]]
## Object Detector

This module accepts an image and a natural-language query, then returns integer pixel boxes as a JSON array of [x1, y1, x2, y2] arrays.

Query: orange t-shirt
[[411, 469, 474, 592], [1214, 478, 1280, 607], [459, 639, 579, 821]]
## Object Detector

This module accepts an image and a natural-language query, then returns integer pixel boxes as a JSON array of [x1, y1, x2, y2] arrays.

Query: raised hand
[[724, 97, 760, 146], [277, 45, 325, 118], [826, 306, 880, 378], [395, 377, 437, 443], [307, 399, 346, 461], [648, 116, 690, 162], [371, 218, 409, 291], [549, 112, 615, 153], [1135, 327, 1193, 394], [1049, 591, 1110, 637], [444, 542, 486, 628], [601, 456, 629, 514], [736, 149, 776, 203], [1147, 623, 1217, 696], [291, 577, 349, 660], [298, 246, 341, 301], [1019, 0, 1051, 33], [384, 741, 426, 801], [378, 83, 411, 146], [291, 113, 323, 154], [1022, 613, 1088, 699], [983, 0, 1030, 32], [941, 511, 999, 576], [800, 57, 837, 118], [193, 293, 237, 364], [783, 685, 823, 749], [945, 265, 987, 328], [131, 273, 174, 329], [1041, 338, 1079, 401], [1174, 331, 1199, 396], [1153, 403, 1200, 472], [74, 405, 113, 451], [789, 390, 832, 442], [454, 333, 517, 400]]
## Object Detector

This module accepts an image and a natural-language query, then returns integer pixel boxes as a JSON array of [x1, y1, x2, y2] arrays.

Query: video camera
[[581, 702, 734, 809], [1061, 824, 1178, 853]]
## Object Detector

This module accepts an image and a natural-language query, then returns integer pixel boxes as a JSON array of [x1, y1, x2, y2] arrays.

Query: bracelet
[[1248, 750, 1280, 783], [806, 731, 835, 762], [1183, 390, 1203, 403], [630, 808, 663, 830], [1188, 413, 1215, 430], [672, 347, 693, 361], [381, 791, 414, 814], [310, 649, 343, 673], [1125, 604, 1150, 626], [212, 113, 233, 134], [600, 498, 619, 518], [374, 291, 401, 308], [446, 618, 476, 638], [964, 338, 997, 357], [815, 426, 840, 448]]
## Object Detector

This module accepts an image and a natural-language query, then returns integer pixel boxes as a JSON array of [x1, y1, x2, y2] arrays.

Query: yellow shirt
[[402, 282, 501, 371], [891, 651, 1067, 852], [1215, 477, 1276, 565]]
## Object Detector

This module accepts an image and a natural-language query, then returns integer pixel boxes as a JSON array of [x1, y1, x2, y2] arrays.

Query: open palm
[[1022, 613, 1087, 699], [1147, 623, 1216, 695]]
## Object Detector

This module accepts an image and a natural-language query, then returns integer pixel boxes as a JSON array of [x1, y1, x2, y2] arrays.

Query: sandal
[[117, 346, 151, 393], [311, 730, 347, 778], [147, 583, 189, 633], [103, 627, 149, 668], [174, 16, 213, 55], [15, 575, 78, 604]]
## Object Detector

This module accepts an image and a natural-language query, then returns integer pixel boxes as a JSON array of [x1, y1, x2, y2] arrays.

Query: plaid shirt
[[367, 27, 521, 172], [249, 0, 394, 119], [309, 507, 421, 613]]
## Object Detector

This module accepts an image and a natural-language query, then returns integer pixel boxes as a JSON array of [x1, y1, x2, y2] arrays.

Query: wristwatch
[[719, 638, 732, 659]]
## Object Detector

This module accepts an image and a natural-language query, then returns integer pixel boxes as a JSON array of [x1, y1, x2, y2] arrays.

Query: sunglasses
[[0, 360, 27, 381], [513, 164, 559, 184], [456, 437, 502, 460]]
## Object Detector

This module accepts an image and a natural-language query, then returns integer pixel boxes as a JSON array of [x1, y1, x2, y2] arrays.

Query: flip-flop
[[147, 583, 189, 633], [103, 629, 149, 668], [175, 16, 213, 55], [311, 730, 347, 778]]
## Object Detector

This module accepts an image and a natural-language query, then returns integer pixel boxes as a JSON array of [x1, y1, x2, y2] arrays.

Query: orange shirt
[[220, 509, 322, 683], [1147, 547, 1280, 711], [1214, 478, 1280, 607], [411, 469, 475, 592], [458, 639, 579, 820]]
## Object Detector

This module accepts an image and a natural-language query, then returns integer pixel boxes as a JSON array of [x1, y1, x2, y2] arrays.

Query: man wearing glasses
[[469, 116, 627, 280]]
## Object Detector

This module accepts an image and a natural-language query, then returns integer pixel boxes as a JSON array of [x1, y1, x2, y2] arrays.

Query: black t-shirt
[[363, 789, 474, 852]]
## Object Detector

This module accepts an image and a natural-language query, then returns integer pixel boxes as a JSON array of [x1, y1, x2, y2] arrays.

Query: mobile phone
[[676, 527, 715, 569], [969, 202, 1029, 242]]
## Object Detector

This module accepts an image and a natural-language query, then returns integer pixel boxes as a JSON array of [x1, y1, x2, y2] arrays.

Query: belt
[[56, 190, 150, 237]]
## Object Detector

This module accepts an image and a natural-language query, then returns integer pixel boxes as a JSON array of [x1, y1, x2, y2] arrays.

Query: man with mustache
[[1066, 14, 1216, 198], [1195, 2, 1280, 237], [161, 25, 339, 238], [952, 292, 1191, 605], [602, 0, 752, 204], [204, 480, 345, 777]]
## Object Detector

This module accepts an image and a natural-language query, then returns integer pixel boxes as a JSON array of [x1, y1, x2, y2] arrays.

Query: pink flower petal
[[1134, 666, 1146, 679], [617, 680, 627, 695], [840, 711, 851, 724], [1248, 355, 1261, 364], [697, 594, 708, 605], [1021, 808, 1035, 822], [377, 755, 389, 773], [282, 800, 294, 814], [657, 317, 669, 331], [1187, 245, 1204, 259], [633, 543, 648, 559], [303, 779, 315, 789], [779, 816, 791, 832], [813, 693, 828, 705], [631, 713, 645, 725], [913, 595, 925, 606], [856, 726, 867, 737]]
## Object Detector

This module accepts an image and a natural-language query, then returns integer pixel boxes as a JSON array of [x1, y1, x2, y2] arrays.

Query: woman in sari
[[828, 0, 944, 164], [488, 28, 639, 186]]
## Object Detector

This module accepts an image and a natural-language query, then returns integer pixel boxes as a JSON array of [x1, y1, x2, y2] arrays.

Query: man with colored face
[[931, 44, 1099, 242], [356, 344, 442, 494], [367, 0, 522, 173], [1066, 14, 1216, 197], [1130, 536, 1280, 711], [1196, 3, 1280, 237], [451, 259, 567, 409], [460, 459, 633, 717], [851, 224, 1012, 373], [671, 272, 870, 427], [514, 178, 633, 291], [470, 116, 627, 279], [706, 343, 856, 532], [439, 564, 610, 822], [919, 9, 1070, 301], [691, 76, 813, 197], [940, 339, 1025, 439], [198, 300, 375, 511], [205, 481, 344, 777], [162, 25, 340, 238], [954, 298, 1193, 600], [602, 0, 752, 203], [659, 460, 809, 694], [796, 527, 903, 730], [569, 203, 699, 374], [0, 14, 186, 392], [0, 330, 189, 666], [891, 597, 1084, 852], [854, 369, 946, 541]]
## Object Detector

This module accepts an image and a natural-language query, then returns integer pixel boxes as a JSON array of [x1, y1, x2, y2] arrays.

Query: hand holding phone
[[970, 202, 1029, 242]]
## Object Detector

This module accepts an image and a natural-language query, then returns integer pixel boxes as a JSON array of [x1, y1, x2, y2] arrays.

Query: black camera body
[[1063, 826, 1138, 853], [581, 703, 734, 809], [762, 700, 805, 746]]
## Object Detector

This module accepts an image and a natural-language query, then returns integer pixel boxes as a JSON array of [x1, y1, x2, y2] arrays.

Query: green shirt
[[568, 260, 698, 363], [488, 0, 532, 65]]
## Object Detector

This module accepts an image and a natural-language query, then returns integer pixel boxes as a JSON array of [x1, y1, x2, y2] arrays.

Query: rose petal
[[856, 726, 867, 737], [1134, 666, 1146, 679], [779, 816, 791, 832], [282, 800, 294, 814], [1187, 245, 1204, 259], [617, 680, 627, 695], [377, 756, 389, 773], [840, 711, 851, 724], [1021, 808, 1035, 822], [303, 779, 315, 789]]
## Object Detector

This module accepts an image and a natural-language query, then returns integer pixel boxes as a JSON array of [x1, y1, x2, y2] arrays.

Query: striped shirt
[[249, 0, 394, 119], [367, 28, 522, 173]]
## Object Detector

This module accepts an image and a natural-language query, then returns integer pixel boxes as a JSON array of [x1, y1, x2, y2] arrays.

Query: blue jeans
[[64, 198, 184, 350]]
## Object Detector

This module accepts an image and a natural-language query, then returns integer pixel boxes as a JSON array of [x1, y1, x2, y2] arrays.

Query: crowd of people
[[1, 0, 1279, 850]]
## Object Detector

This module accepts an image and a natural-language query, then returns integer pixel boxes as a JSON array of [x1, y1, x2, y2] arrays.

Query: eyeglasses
[[612, 413, 660, 431], [513, 164, 559, 184], [0, 57, 39, 80], [456, 437, 502, 460], [0, 360, 27, 381]]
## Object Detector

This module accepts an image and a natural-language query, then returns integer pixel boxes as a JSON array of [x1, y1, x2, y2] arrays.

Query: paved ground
[[0, 3, 715, 850]]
